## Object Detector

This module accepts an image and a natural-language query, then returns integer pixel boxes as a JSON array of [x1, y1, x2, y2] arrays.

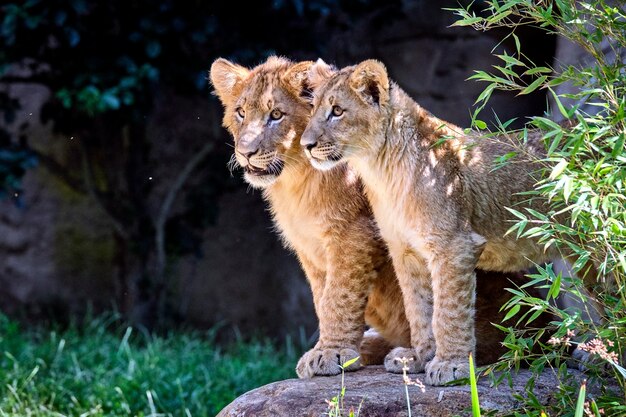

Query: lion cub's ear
[[308, 59, 336, 91], [349, 59, 389, 106], [281, 61, 315, 102], [209, 58, 250, 107]]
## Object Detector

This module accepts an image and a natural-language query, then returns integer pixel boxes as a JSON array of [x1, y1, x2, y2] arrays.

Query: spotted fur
[[210, 56, 539, 379], [301, 59, 596, 385]]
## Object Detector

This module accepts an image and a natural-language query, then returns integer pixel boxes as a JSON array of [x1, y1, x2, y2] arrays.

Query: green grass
[[0, 314, 298, 416]]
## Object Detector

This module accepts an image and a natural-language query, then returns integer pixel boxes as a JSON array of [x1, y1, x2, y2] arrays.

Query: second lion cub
[[301, 59, 591, 385]]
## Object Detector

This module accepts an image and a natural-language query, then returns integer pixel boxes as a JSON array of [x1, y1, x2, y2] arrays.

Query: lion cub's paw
[[383, 347, 427, 374], [424, 357, 469, 386], [296, 347, 361, 378]]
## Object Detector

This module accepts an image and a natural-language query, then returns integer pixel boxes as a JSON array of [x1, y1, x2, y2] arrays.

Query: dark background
[[0, 0, 559, 340]]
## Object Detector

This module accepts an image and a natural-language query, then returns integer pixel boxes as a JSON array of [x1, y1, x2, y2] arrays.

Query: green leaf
[[474, 84, 495, 105], [474, 119, 487, 130], [341, 356, 359, 369], [548, 87, 573, 119], [497, 54, 525, 68], [451, 16, 483, 26], [490, 9, 512, 24], [469, 353, 481, 417], [525, 208, 549, 222], [574, 381, 586, 417], [547, 272, 561, 300], [526, 308, 545, 324], [512, 33, 521, 56], [505, 207, 527, 220], [611, 133, 625, 158], [549, 158, 568, 180], [563, 175, 573, 203], [494, 65, 519, 78], [524, 67, 552, 75], [533, 116, 562, 131], [503, 304, 521, 322], [518, 75, 548, 95]]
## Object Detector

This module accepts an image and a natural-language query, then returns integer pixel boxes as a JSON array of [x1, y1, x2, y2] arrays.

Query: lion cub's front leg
[[384, 244, 435, 374], [423, 232, 484, 385], [295, 244, 371, 378]]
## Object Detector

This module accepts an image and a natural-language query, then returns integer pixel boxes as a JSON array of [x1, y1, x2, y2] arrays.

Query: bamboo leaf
[[497, 54, 525, 67], [549, 158, 568, 180], [518, 75, 548, 95], [469, 353, 481, 417], [474, 119, 487, 130], [574, 381, 586, 417], [611, 133, 625, 158], [524, 67, 552, 75], [451, 16, 483, 26], [548, 87, 574, 119], [503, 304, 521, 322], [512, 33, 521, 56]]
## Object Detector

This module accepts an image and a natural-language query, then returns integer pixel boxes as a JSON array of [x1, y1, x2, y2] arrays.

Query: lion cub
[[210, 56, 529, 378], [301, 59, 591, 385], [210, 56, 410, 377]]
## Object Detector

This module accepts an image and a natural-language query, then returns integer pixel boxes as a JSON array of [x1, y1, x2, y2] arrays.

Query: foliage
[[325, 356, 363, 417], [451, 0, 625, 415], [0, 0, 401, 325], [469, 353, 482, 417], [0, 0, 395, 152], [0, 313, 297, 416]]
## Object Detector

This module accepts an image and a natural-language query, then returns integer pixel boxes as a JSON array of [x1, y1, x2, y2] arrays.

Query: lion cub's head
[[301, 59, 390, 171], [210, 56, 313, 188]]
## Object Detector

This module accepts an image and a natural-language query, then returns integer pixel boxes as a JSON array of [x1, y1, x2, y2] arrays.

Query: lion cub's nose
[[236, 139, 259, 159], [300, 130, 318, 151], [238, 149, 258, 159], [237, 131, 261, 159]]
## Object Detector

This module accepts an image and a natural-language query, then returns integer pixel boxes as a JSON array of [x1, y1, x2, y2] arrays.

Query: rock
[[217, 365, 592, 417]]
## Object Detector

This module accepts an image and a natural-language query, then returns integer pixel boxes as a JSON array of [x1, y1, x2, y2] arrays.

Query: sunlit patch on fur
[[310, 158, 340, 171], [282, 128, 297, 148], [345, 168, 359, 186], [429, 150, 438, 167], [243, 172, 279, 188]]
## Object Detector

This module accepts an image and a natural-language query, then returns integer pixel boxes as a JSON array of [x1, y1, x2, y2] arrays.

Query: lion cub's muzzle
[[301, 130, 342, 163], [302, 143, 343, 171], [235, 149, 284, 186], [306, 143, 341, 161]]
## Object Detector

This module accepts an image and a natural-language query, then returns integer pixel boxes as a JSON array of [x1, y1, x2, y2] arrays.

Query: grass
[[0, 314, 298, 416]]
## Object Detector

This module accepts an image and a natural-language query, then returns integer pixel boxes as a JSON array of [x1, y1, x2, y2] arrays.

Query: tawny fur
[[210, 56, 536, 379], [301, 59, 592, 385]]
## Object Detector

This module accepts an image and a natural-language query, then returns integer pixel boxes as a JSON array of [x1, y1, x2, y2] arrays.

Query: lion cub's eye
[[236, 107, 245, 119], [331, 105, 344, 117], [269, 109, 284, 121]]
